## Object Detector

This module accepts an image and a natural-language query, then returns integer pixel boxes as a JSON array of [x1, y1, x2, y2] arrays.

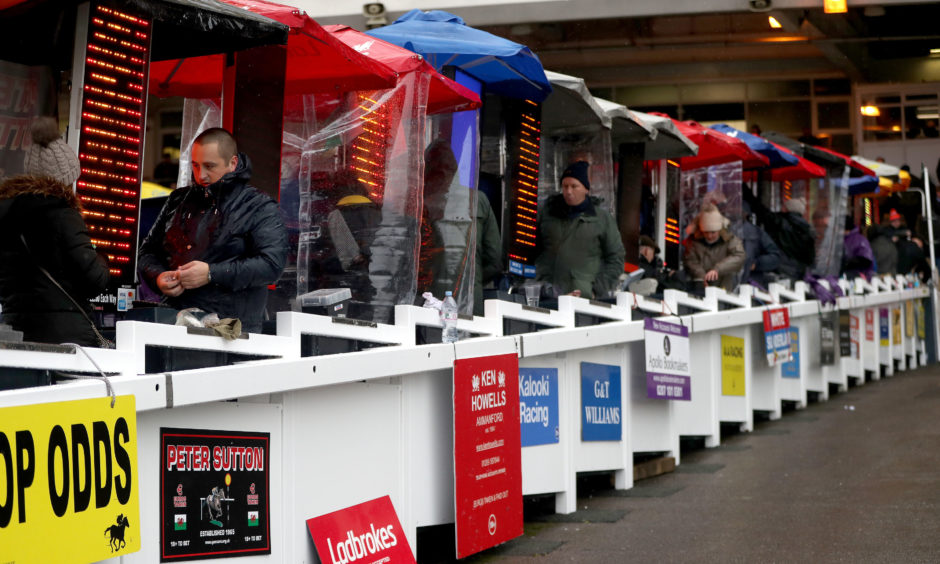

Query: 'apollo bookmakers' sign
[[644, 318, 691, 400]]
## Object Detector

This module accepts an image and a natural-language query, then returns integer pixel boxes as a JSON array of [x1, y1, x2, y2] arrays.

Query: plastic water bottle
[[441, 291, 459, 343]]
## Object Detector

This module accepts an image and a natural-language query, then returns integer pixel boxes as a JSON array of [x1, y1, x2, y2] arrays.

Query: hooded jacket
[[535, 194, 625, 297], [683, 228, 746, 291], [138, 154, 288, 332], [0, 175, 109, 345]]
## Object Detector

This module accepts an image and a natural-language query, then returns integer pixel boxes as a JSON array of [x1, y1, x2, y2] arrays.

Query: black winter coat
[[0, 176, 109, 345], [138, 154, 288, 332]]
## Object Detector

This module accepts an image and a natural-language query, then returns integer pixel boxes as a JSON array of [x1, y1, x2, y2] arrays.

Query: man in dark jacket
[[0, 175, 110, 345], [740, 201, 783, 288], [743, 191, 816, 280], [138, 128, 288, 332], [535, 161, 625, 298]]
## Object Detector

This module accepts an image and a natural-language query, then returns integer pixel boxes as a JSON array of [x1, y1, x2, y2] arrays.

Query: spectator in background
[[867, 222, 898, 275], [749, 124, 762, 136], [638, 235, 666, 288], [153, 148, 180, 188], [740, 201, 783, 288], [897, 231, 929, 279], [743, 190, 817, 280], [883, 208, 909, 242], [535, 161, 625, 298], [842, 216, 875, 280], [683, 204, 745, 291]]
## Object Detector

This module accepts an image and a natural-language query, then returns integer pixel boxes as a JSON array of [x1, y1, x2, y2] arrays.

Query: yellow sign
[[917, 300, 926, 339], [721, 335, 746, 396], [906, 301, 915, 338], [0, 396, 139, 563], [892, 308, 902, 345]]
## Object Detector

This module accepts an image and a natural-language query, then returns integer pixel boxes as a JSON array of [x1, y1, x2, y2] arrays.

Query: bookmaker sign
[[160, 428, 270, 561], [453, 354, 523, 559], [306, 496, 415, 564], [644, 318, 691, 400], [763, 307, 792, 366]]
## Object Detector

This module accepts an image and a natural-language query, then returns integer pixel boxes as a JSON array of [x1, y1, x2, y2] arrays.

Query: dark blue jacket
[[138, 154, 287, 332]]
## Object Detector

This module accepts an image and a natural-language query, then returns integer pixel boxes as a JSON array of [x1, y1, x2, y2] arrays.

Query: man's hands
[[704, 269, 719, 282], [156, 261, 211, 296]]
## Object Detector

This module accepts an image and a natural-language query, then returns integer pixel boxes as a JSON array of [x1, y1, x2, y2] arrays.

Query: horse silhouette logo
[[105, 513, 130, 552]]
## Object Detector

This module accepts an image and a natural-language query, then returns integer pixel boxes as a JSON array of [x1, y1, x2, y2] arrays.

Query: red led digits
[[77, 6, 151, 289], [507, 100, 542, 263]]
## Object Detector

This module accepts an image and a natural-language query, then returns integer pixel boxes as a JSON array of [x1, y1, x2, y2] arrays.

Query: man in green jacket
[[535, 161, 625, 298]]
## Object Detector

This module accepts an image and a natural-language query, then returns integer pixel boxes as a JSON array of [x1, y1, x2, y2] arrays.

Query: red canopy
[[325, 25, 480, 115], [148, 0, 398, 98], [758, 142, 827, 181], [811, 146, 877, 177], [650, 114, 769, 170]]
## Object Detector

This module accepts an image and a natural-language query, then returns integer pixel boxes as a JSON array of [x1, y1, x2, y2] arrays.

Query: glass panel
[[903, 104, 940, 139], [817, 101, 850, 130], [682, 102, 745, 123], [678, 82, 745, 104], [905, 93, 938, 102], [747, 100, 811, 136], [746, 80, 810, 100], [861, 93, 900, 106], [614, 84, 679, 107], [813, 78, 851, 96], [862, 106, 902, 141]]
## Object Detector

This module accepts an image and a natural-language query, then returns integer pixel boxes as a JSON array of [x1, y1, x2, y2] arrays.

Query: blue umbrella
[[709, 124, 800, 168], [834, 175, 880, 196], [368, 10, 552, 101]]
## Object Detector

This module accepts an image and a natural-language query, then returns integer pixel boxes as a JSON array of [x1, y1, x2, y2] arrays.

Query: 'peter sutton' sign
[[160, 428, 271, 561], [453, 354, 523, 559], [644, 318, 691, 400], [0, 396, 139, 564], [519, 367, 559, 447], [306, 496, 415, 564], [763, 307, 792, 366]]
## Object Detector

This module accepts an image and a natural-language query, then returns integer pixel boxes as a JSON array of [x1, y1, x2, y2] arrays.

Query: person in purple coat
[[842, 216, 875, 279]]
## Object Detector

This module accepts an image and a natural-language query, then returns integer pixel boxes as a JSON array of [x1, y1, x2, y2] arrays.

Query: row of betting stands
[[0, 273, 932, 562], [3, 2, 940, 563]]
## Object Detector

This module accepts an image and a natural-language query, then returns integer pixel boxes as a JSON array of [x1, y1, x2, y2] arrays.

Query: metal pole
[[922, 163, 939, 362]]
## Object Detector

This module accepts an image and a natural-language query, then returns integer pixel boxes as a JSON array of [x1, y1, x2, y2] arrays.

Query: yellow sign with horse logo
[[0, 396, 139, 563]]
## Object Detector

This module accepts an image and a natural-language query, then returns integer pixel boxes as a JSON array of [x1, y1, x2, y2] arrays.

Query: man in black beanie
[[534, 160, 625, 297]]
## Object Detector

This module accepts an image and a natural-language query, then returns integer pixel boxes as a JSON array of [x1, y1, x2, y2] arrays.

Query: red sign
[[762, 307, 790, 332], [453, 353, 523, 559], [865, 310, 875, 341], [306, 496, 415, 564]]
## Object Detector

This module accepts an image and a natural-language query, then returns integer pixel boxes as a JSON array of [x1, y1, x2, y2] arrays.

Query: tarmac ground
[[421, 364, 940, 563]]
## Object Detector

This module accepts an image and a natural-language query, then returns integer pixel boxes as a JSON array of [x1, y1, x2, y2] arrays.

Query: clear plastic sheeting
[[295, 73, 430, 323], [679, 161, 744, 248], [809, 169, 851, 277], [538, 129, 615, 215], [417, 111, 481, 315], [177, 98, 222, 188]]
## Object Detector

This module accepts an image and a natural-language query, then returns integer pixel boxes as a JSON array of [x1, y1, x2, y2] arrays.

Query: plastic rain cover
[[537, 128, 615, 216], [789, 168, 850, 277], [419, 109, 482, 316], [678, 161, 744, 272], [295, 73, 429, 323]]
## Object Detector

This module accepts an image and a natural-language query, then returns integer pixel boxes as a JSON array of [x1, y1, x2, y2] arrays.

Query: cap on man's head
[[888, 209, 902, 221], [698, 204, 725, 232], [783, 197, 806, 215], [639, 235, 659, 254], [560, 161, 591, 190]]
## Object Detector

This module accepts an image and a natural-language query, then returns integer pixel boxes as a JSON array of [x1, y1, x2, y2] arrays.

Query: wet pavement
[[455, 365, 940, 563]]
